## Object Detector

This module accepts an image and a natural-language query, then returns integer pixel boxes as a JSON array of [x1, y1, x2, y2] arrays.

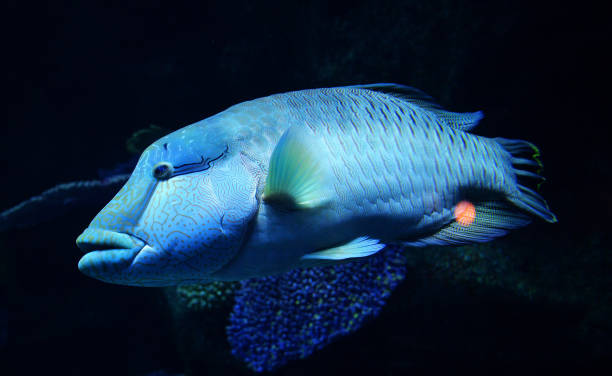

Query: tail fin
[[403, 138, 556, 248], [494, 138, 558, 223]]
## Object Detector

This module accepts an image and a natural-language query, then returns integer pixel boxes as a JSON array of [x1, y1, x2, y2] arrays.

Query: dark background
[[2, 0, 610, 375]]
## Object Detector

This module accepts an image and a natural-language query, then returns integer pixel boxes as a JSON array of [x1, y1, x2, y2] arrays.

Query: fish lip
[[77, 247, 142, 278], [76, 228, 146, 254], [77, 229, 150, 279]]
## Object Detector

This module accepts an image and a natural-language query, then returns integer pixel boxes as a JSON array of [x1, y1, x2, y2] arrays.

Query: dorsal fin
[[347, 83, 484, 132], [348, 83, 443, 110]]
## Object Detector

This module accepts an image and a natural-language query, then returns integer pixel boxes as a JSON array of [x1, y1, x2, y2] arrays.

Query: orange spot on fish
[[454, 200, 476, 226]]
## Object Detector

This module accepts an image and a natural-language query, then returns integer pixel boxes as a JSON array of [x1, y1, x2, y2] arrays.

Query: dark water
[[2, 0, 610, 375]]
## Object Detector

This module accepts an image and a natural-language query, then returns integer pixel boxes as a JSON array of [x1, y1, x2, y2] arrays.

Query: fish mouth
[[76, 228, 146, 278], [76, 228, 145, 253]]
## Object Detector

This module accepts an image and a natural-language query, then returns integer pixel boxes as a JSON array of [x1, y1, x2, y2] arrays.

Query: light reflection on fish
[[76, 84, 556, 286]]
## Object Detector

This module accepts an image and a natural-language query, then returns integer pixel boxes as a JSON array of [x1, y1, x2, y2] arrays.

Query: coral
[[407, 240, 548, 300], [165, 282, 247, 376], [432, 234, 612, 361], [227, 246, 407, 372], [175, 281, 240, 311], [96, 158, 138, 180], [409, 241, 548, 301], [0, 125, 172, 233], [418, 243, 514, 291], [126, 124, 171, 155], [0, 174, 129, 232]]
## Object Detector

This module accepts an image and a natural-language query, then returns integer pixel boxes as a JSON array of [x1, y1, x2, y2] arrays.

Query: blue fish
[[76, 84, 556, 286]]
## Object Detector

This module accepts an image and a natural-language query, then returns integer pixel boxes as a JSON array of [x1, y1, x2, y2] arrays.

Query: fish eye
[[152, 162, 174, 180]]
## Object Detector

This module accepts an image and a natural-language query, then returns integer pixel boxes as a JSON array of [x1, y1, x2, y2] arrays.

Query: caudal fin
[[495, 138, 558, 223], [403, 138, 556, 248]]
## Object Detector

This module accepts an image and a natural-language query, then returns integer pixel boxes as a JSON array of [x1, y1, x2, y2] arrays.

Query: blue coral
[[0, 125, 171, 233], [227, 246, 407, 372], [0, 174, 129, 232]]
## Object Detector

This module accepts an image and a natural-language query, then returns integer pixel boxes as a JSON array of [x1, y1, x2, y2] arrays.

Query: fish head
[[76, 122, 262, 286]]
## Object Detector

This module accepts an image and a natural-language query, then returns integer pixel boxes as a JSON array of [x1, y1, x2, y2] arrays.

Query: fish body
[[76, 84, 556, 286]]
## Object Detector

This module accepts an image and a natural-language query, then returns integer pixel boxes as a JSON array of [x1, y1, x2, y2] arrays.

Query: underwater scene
[[2, 1, 610, 375]]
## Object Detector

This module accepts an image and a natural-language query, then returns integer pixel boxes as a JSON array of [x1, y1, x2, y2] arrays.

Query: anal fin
[[404, 200, 531, 247]]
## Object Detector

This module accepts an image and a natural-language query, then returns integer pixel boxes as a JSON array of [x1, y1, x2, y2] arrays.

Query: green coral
[[126, 124, 172, 154], [165, 281, 246, 375], [407, 240, 561, 301], [406, 232, 612, 357], [175, 281, 240, 311], [424, 243, 510, 288]]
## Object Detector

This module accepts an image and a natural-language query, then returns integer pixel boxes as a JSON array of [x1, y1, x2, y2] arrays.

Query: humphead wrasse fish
[[76, 84, 556, 286]]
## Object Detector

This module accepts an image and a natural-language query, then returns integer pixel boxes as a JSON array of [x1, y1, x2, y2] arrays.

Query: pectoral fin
[[263, 126, 330, 209]]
